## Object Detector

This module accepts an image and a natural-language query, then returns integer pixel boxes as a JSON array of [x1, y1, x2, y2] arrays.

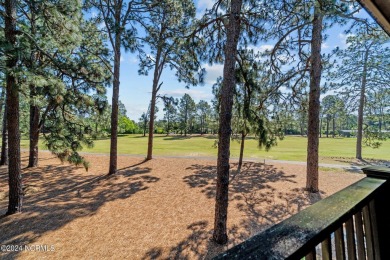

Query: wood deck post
[[362, 166, 390, 260]]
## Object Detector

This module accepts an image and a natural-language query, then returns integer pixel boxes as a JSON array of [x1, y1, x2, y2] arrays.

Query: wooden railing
[[214, 166, 390, 260]]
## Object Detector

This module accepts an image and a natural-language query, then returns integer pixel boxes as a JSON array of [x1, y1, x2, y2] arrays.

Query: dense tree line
[[4, 87, 386, 140], [1, 0, 389, 246], [137, 94, 216, 136]]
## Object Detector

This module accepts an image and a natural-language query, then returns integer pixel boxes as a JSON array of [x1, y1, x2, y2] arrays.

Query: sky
[[103, 1, 374, 121]]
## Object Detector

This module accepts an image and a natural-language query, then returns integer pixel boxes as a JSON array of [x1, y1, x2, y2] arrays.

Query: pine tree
[[178, 94, 196, 136], [366, 88, 390, 134], [3, 0, 23, 215], [137, 0, 203, 160], [322, 95, 344, 137], [0, 42, 6, 165], [196, 100, 211, 135], [18, 0, 84, 167], [0, 89, 8, 166], [263, 0, 370, 192], [16, 1, 111, 168], [191, 0, 268, 244], [161, 96, 178, 135], [139, 111, 149, 137], [233, 50, 284, 174], [306, 2, 323, 192], [88, 100, 111, 139], [85, 0, 141, 174], [211, 0, 243, 244], [330, 28, 389, 158]]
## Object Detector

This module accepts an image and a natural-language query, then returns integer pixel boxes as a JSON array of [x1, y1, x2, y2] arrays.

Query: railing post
[[362, 166, 390, 260], [213, 175, 386, 260]]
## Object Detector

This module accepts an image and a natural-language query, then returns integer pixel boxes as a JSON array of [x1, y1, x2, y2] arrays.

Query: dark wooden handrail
[[214, 166, 390, 260]]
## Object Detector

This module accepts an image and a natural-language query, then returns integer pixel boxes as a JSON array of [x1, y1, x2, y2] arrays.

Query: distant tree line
[[137, 94, 217, 136]]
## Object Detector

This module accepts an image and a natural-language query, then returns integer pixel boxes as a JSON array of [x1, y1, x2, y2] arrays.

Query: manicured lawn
[[20, 134, 390, 163]]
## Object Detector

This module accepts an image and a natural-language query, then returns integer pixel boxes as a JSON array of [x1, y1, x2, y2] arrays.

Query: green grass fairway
[[21, 134, 389, 163]]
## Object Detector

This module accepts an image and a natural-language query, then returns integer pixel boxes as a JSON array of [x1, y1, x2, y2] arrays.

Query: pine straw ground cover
[[0, 151, 363, 259]]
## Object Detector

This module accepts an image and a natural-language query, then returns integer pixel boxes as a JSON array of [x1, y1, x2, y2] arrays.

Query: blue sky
[[106, 1, 373, 121]]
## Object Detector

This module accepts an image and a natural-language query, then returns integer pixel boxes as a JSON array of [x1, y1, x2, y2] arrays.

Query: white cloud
[[322, 42, 330, 49], [97, 22, 105, 30], [251, 44, 274, 53], [130, 57, 138, 64], [120, 53, 138, 64], [203, 63, 224, 84], [197, 0, 214, 11], [338, 33, 355, 46], [338, 33, 347, 41], [196, 0, 215, 18], [161, 88, 213, 100], [126, 103, 148, 120], [349, 3, 363, 14]]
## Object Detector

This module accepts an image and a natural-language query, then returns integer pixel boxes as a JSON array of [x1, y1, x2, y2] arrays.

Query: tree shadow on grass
[[142, 220, 220, 260], [183, 162, 299, 199], [332, 157, 389, 166], [117, 159, 149, 172], [162, 136, 193, 141], [0, 157, 158, 259], [161, 134, 219, 141], [344, 167, 365, 174]]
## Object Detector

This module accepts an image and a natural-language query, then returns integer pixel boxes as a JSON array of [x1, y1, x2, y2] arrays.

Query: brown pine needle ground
[[0, 151, 363, 259]]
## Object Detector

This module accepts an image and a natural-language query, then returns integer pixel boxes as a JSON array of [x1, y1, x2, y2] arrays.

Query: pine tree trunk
[[1, 102, 8, 166], [166, 114, 170, 135], [147, 89, 157, 160], [319, 118, 322, 138], [108, 28, 121, 175], [0, 91, 8, 166], [0, 90, 4, 122], [27, 1, 39, 168], [213, 0, 242, 245], [201, 116, 204, 135], [147, 48, 162, 160], [5, 0, 23, 214], [332, 115, 335, 138], [306, 5, 323, 193], [237, 131, 246, 173], [184, 104, 188, 137], [28, 85, 40, 167], [326, 116, 329, 137], [28, 105, 39, 167], [356, 49, 369, 160]]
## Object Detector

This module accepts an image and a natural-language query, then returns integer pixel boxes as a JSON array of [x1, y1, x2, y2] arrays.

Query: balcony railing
[[214, 166, 390, 260]]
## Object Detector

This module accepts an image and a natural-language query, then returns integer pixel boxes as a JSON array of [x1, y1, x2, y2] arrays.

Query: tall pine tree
[[17, 1, 111, 168], [138, 0, 203, 160], [330, 28, 389, 159], [3, 0, 23, 215], [191, 0, 268, 244], [263, 0, 370, 192], [85, 0, 141, 174]]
